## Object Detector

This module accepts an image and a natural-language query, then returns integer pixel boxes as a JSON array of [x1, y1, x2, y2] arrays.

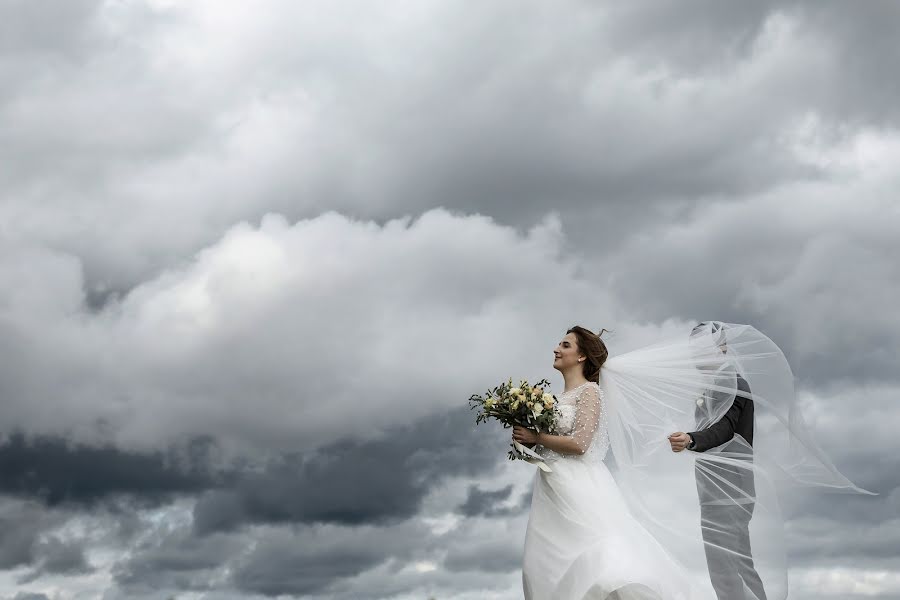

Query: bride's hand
[[513, 425, 540, 445]]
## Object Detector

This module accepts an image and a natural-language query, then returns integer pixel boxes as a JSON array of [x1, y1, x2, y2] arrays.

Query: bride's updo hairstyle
[[566, 326, 610, 382]]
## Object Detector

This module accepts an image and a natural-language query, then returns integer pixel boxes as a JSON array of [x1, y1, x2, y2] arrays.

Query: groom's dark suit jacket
[[689, 373, 756, 503], [689, 373, 754, 452]]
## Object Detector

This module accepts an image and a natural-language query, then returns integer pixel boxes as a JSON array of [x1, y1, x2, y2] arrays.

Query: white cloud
[[0, 208, 618, 458]]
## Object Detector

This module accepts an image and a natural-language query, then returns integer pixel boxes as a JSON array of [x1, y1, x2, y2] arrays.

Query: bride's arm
[[537, 385, 602, 456], [535, 431, 585, 455]]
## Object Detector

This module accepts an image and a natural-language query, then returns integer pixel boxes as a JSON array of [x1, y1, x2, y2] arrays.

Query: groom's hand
[[668, 432, 692, 452]]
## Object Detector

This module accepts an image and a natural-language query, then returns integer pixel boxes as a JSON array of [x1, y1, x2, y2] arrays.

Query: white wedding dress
[[522, 381, 693, 600]]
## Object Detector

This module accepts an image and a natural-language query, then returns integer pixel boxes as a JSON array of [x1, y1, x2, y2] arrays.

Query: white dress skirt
[[522, 382, 696, 600]]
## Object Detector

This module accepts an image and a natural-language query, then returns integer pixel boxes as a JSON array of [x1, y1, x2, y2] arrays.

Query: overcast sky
[[1, 1, 898, 599]]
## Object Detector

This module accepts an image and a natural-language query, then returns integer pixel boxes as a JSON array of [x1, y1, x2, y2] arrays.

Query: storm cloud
[[0, 1, 898, 598]]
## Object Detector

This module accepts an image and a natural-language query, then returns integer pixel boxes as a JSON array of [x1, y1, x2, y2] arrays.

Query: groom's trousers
[[699, 501, 768, 600]]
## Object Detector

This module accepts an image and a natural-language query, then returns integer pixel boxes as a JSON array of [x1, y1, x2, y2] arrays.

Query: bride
[[513, 323, 871, 600]]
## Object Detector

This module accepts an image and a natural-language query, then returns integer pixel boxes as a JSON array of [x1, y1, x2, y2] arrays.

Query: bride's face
[[552, 332, 584, 371]]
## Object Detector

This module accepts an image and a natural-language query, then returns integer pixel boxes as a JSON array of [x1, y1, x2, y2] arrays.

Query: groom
[[668, 321, 768, 600]]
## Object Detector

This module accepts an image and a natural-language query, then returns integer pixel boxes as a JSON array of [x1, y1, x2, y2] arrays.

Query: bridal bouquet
[[468, 378, 559, 472]]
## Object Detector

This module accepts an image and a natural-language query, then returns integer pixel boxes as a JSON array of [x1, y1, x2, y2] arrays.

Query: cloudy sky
[[1, 1, 898, 598]]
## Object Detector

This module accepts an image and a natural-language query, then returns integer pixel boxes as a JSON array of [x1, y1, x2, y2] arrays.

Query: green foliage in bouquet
[[468, 377, 559, 461]]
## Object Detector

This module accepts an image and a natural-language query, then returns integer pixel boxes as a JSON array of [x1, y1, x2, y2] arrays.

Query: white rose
[[696, 397, 705, 407], [509, 387, 522, 395], [533, 404, 544, 415]]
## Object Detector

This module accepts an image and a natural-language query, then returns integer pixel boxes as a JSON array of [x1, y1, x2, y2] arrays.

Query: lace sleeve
[[571, 384, 602, 454]]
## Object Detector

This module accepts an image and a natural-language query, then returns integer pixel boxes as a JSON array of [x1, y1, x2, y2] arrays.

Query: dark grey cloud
[[100, 403, 528, 598], [193, 405, 510, 534], [0, 402, 523, 598], [783, 453, 900, 528], [111, 526, 240, 593], [111, 512, 452, 599], [784, 491, 900, 570], [16, 535, 94, 585], [231, 536, 386, 597], [0, 498, 86, 589], [5, 593, 50, 600], [0, 431, 218, 506], [0, 512, 38, 570], [31, 536, 92, 576], [0, 403, 510, 532], [456, 483, 530, 518]]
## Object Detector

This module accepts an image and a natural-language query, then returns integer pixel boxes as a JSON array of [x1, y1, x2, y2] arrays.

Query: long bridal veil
[[598, 322, 872, 600]]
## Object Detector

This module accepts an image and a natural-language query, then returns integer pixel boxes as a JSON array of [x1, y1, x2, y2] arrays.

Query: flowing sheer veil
[[598, 322, 873, 599]]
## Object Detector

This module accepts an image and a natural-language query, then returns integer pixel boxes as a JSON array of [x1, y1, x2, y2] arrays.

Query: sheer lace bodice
[[538, 381, 609, 464]]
